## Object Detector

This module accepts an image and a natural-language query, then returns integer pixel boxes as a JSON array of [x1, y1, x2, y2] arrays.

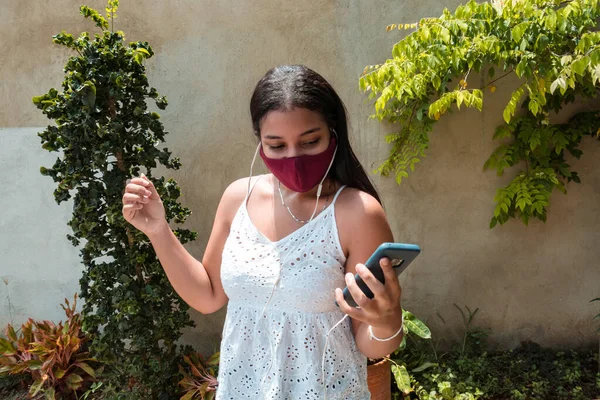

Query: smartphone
[[336, 242, 421, 308]]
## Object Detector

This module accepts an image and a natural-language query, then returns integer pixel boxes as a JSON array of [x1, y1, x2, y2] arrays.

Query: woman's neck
[[275, 175, 338, 200]]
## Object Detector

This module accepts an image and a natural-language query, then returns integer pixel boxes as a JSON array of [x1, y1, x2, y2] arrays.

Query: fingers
[[380, 257, 402, 298], [122, 203, 143, 220], [127, 175, 149, 187], [355, 264, 385, 297], [123, 175, 152, 211], [335, 288, 364, 319], [345, 272, 371, 309], [123, 193, 149, 205], [126, 174, 159, 199], [125, 182, 152, 199], [123, 203, 143, 212], [139, 173, 160, 197]]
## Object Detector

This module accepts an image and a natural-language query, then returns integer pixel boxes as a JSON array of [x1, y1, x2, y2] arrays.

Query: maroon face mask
[[260, 136, 337, 193]]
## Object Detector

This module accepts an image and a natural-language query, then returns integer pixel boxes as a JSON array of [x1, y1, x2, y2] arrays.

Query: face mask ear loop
[[248, 141, 261, 196], [308, 143, 338, 223]]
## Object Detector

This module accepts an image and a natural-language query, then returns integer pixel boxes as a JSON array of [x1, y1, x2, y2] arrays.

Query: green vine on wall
[[33, 1, 197, 397], [361, 0, 600, 227]]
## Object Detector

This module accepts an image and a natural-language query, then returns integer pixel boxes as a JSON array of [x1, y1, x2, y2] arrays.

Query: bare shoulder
[[335, 187, 392, 254], [335, 187, 387, 222], [219, 175, 269, 222], [218, 176, 252, 223]]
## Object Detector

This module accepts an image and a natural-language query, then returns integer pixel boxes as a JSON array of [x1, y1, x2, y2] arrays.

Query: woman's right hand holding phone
[[122, 174, 167, 236]]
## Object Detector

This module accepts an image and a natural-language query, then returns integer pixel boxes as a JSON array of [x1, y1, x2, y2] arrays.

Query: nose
[[285, 145, 302, 158]]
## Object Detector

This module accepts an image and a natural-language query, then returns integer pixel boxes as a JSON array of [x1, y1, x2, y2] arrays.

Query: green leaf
[[0, 338, 16, 354], [520, 38, 528, 51], [180, 392, 195, 400], [440, 26, 450, 43], [403, 311, 431, 339], [391, 364, 411, 393], [529, 131, 541, 151], [412, 362, 438, 373], [561, 55, 573, 66], [76, 362, 96, 378], [550, 78, 561, 94], [493, 126, 513, 140], [535, 34, 549, 51], [398, 333, 407, 351], [516, 60, 527, 78], [432, 75, 441, 90], [133, 52, 144, 65], [29, 379, 45, 397], [65, 373, 84, 390], [44, 387, 56, 400], [503, 107, 513, 124], [529, 99, 539, 116], [77, 81, 96, 108], [503, 85, 525, 123], [489, 216, 498, 229], [456, 91, 464, 109], [472, 89, 483, 110], [571, 56, 590, 76], [511, 22, 527, 42], [545, 11, 557, 30], [6, 325, 17, 342], [27, 360, 43, 370], [32, 95, 46, 105]]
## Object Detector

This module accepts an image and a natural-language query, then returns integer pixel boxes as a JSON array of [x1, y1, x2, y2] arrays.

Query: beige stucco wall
[[1, 0, 599, 355]]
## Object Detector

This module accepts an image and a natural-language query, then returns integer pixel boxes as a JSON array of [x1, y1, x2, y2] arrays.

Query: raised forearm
[[148, 221, 221, 314]]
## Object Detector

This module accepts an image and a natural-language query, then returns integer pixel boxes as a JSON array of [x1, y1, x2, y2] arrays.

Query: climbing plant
[[361, 0, 600, 227], [32, 1, 197, 398]]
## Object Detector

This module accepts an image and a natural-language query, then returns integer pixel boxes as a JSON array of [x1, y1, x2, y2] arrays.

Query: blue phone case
[[336, 242, 421, 308]]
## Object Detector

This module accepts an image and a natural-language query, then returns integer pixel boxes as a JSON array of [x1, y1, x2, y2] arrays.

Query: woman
[[122, 65, 404, 399]]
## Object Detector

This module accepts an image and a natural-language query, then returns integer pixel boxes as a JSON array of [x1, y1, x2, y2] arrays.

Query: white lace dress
[[217, 182, 370, 399]]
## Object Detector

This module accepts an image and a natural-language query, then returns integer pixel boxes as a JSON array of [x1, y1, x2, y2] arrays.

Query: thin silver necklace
[[277, 180, 331, 224]]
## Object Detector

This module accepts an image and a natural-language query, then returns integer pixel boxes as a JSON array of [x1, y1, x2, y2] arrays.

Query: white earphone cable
[[321, 313, 350, 399], [250, 132, 344, 397]]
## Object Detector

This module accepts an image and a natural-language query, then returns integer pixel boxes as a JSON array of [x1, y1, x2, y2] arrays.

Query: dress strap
[[331, 185, 347, 204]]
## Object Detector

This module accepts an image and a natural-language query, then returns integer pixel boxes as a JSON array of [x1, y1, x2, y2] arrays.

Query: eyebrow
[[263, 127, 321, 140]]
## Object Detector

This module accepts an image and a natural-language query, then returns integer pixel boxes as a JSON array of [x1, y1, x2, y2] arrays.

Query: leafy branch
[[362, 0, 600, 226]]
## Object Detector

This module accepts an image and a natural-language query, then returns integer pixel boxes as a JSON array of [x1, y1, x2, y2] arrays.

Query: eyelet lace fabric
[[217, 184, 370, 399]]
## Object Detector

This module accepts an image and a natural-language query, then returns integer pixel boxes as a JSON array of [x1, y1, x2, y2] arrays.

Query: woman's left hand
[[335, 257, 403, 331]]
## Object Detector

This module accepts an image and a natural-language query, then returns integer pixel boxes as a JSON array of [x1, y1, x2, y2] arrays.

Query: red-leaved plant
[[0, 294, 101, 399], [178, 351, 219, 400]]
